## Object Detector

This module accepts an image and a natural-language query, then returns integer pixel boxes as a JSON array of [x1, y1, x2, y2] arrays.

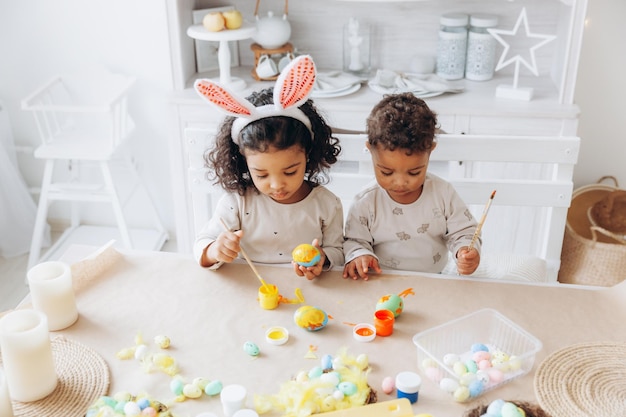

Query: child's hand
[[205, 229, 244, 266], [343, 255, 381, 281], [292, 239, 325, 280], [456, 247, 480, 275]]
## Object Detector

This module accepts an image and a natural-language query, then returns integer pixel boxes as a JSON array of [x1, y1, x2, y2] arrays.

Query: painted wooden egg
[[294, 305, 328, 331], [292, 243, 321, 267], [376, 294, 404, 317]]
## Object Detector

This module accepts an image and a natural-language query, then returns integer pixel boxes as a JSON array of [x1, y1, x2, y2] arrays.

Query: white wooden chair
[[22, 70, 168, 268], [184, 127, 579, 282]]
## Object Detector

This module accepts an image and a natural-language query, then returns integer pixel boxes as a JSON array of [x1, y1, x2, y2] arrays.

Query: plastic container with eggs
[[412, 308, 542, 402]]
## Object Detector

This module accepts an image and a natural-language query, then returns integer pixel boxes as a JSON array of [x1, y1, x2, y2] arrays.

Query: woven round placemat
[[534, 341, 626, 417], [0, 336, 109, 417]]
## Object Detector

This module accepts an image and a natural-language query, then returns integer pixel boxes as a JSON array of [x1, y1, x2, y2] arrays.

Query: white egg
[[439, 377, 459, 393]]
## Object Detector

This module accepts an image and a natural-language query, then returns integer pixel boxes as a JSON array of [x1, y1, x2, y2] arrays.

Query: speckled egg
[[292, 244, 321, 267], [376, 294, 404, 317], [294, 305, 328, 331], [243, 341, 260, 356]]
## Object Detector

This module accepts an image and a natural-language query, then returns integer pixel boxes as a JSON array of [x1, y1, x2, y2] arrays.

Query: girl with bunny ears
[[192, 56, 344, 280]]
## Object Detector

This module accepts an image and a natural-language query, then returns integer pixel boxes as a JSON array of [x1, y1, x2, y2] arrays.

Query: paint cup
[[395, 371, 421, 403], [374, 309, 395, 336], [258, 284, 279, 310], [353, 323, 376, 342]]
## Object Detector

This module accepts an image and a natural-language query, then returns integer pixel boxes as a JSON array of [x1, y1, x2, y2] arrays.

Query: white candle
[[0, 309, 57, 402], [27, 261, 78, 331], [0, 369, 15, 417]]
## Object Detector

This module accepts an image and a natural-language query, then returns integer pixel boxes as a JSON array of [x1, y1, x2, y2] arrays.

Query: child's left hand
[[456, 247, 480, 275], [292, 239, 326, 280]]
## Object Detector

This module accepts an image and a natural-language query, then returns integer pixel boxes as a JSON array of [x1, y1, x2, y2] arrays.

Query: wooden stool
[[250, 42, 294, 81]]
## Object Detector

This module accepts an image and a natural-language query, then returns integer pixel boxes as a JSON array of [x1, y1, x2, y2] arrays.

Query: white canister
[[27, 261, 78, 331], [465, 14, 499, 81], [0, 309, 58, 402], [435, 13, 469, 80]]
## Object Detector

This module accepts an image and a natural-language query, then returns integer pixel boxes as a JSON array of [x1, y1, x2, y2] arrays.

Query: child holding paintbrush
[[343, 93, 483, 279]]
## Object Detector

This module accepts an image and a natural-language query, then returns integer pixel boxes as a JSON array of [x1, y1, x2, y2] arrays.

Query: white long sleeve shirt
[[194, 185, 345, 269], [343, 174, 479, 273]]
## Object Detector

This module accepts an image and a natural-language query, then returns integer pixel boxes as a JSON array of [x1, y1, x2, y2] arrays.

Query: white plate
[[311, 83, 361, 98], [368, 82, 444, 98]]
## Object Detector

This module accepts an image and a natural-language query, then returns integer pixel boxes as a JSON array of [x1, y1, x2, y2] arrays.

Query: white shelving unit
[[165, 0, 587, 282]]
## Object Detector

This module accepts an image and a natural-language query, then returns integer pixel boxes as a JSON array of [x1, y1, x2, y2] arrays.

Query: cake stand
[[187, 23, 257, 91]]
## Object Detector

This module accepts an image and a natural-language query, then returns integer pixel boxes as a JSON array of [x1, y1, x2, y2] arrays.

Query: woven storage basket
[[558, 176, 626, 286]]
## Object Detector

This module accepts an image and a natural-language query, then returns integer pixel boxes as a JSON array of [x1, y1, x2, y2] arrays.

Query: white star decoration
[[487, 7, 556, 99]]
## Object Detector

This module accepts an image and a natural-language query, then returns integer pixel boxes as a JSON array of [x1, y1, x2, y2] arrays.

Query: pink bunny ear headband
[[194, 55, 317, 145]]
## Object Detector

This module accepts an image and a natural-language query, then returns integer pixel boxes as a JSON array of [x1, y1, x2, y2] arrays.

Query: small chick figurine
[[292, 243, 321, 267]]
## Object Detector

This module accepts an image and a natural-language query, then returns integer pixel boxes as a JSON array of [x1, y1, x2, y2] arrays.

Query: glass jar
[[465, 14, 499, 81], [435, 13, 469, 81]]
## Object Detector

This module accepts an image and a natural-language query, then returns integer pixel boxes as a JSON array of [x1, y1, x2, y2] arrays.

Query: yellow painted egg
[[292, 243, 321, 267], [294, 305, 328, 331], [376, 294, 404, 317]]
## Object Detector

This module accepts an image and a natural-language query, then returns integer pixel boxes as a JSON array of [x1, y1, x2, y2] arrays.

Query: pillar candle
[[0, 369, 15, 417], [0, 309, 58, 402], [27, 261, 78, 331]]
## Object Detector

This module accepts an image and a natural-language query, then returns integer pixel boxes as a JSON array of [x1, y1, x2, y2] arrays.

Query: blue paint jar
[[395, 371, 422, 404]]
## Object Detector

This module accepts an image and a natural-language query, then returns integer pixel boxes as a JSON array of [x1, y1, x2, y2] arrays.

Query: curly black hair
[[205, 87, 341, 195], [366, 92, 438, 154]]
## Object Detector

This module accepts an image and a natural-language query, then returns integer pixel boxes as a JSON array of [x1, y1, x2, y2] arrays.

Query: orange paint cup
[[374, 309, 395, 336], [258, 284, 279, 310]]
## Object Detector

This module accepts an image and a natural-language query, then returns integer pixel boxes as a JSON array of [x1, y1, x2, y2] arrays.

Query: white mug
[[255, 54, 278, 79], [278, 52, 295, 72]]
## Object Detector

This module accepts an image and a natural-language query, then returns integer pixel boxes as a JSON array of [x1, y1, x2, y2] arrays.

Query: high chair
[[22, 70, 168, 269]]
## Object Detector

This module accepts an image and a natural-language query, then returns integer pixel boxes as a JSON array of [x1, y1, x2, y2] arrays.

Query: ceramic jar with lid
[[436, 13, 469, 80], [465, 14, 499, 81]]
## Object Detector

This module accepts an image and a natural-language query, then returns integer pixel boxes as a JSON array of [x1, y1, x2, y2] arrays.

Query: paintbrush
[[219, 218, 271, 291], [468, 190, 496, 251]]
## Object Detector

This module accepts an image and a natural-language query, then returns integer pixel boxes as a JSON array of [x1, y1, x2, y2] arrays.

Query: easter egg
[[501, 402, 525, 417], [439, 377, 459, 393], [183, 383, 203, 398], [487, 399, 506, 415], [294, 305, 328, 331], [204, 380, 223, 396], [376, 294, 404, 317], [453, 386, 470, 402], [382, 376, 395, 394], [292, 243, 321, 267], [468, 380, 484, 397], [243, 341, 260, 356]]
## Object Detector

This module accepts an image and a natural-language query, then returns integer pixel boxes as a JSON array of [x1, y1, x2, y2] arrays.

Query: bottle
[[436, 13, 469, 80], [343, 17, 371, 77], [465, 14, 499, 81]]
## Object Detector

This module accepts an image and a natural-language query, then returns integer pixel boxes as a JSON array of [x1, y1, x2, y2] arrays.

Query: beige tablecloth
[[41, 249, 626, 416]]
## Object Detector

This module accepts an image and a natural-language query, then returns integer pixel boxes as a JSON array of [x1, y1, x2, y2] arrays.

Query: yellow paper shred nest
[[254, 348, 372, 417]]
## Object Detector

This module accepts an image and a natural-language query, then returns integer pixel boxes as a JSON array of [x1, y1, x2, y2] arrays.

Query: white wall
[[0, 0, 623, 246], [574, 0, 626, 188], [0, 0, 176, 231]]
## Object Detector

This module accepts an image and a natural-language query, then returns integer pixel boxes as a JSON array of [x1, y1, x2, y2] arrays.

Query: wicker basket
[[558, 176, 626, 286]]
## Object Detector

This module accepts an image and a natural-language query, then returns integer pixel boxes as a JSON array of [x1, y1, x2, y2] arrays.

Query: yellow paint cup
[[258, 284, 279, 310]]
